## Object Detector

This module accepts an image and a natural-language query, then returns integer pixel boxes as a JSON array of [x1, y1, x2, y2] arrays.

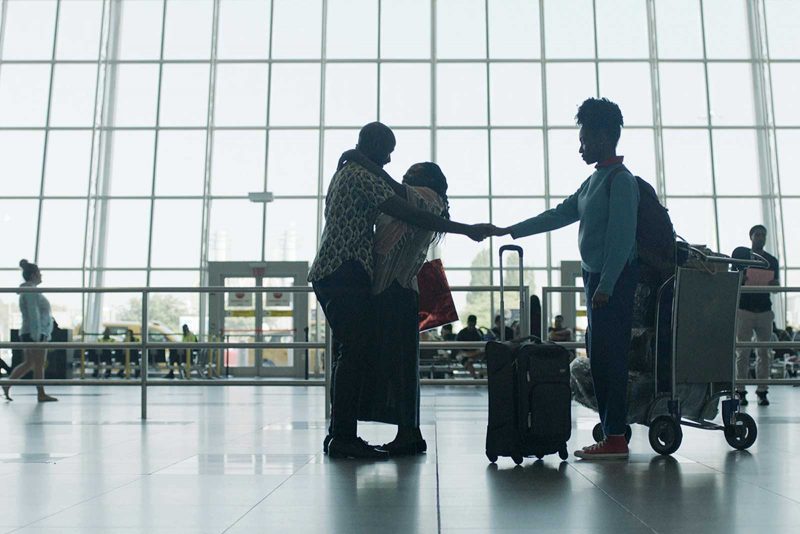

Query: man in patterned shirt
[[311, 122, 491, 459]]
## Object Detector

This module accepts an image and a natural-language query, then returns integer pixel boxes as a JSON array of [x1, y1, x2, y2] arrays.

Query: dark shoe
[[381, 439, 427, 457], [328, 437, 389, 460], [738, 391, 748, 406], [757, 391, 770, 406], [323, 434, 332, 454], [164, 370, 175, 379]]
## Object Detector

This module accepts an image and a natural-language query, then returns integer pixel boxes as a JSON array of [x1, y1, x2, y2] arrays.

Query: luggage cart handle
[[686, 245, 769, 269]]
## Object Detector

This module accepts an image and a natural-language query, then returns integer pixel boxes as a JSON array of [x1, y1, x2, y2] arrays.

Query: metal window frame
[[0, 0, 798, 333]]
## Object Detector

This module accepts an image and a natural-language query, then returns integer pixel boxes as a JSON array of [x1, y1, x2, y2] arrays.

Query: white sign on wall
[[228, 291, 253, 308], [266, 291, 291, 307]]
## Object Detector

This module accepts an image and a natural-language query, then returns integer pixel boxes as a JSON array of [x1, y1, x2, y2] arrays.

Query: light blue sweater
[[509, 163, 639, 296], [18, 282, 53, 341]]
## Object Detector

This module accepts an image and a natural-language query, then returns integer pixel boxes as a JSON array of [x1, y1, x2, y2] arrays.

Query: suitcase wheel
[[486, 452, 498, 463], [558, 445, 569, 461], [512, 455, 524, 465]]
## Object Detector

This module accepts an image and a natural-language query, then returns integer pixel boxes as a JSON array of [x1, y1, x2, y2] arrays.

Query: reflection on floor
[[0, 385, 799, 533]]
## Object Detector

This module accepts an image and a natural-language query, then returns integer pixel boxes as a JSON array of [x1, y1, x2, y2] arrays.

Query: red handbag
[[417, 259, 459, 332]]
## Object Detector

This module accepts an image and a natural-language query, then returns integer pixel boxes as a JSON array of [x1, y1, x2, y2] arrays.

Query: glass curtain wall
[[0, 0, 798, 343]]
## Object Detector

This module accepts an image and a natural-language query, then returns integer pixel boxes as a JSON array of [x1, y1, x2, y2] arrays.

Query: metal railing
[[0, 284, 522, 418], [541, 284, 800, 387]]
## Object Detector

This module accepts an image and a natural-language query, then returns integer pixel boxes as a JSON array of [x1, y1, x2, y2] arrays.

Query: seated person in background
[[440, 324, 456, 342], [95, 327, 115, 378], [548, 315, 573, 342], [440, 323, 456, 361], [511, 320, 521, 339], [490, 315, 515, 341], [456, 315, 483, 378]]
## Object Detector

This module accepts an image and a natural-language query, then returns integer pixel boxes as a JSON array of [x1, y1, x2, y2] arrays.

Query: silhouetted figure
[[456, 315, 483, 378], [492, 98, 638, 460], [4, 260, 57, 402], [491, 315, 514, 341], [359, 162, 451, 456], [309, 123, 489, 460], [733, 224, 780, 407]]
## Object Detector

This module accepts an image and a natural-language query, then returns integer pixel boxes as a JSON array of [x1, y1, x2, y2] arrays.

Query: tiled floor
[[0, 384, 799, 533]]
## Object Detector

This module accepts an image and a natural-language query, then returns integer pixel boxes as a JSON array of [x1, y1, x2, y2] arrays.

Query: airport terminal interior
[[1, 0, 800, 532]]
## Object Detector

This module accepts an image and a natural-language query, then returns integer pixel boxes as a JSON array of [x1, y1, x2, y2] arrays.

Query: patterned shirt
[[308, 162, 396, 282]]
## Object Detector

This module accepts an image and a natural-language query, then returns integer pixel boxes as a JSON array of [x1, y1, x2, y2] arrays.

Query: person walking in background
[[491, 98, 639, 459], [310, 122, 489, 460], [733, 225, 780, 407], [3, 260, 57, 402], [359, 162, 451, 456]]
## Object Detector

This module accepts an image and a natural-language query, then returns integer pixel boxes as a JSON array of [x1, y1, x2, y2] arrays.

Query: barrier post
[[141, 291, 148, 420], [79, 348, 86, 379], [185, 348, 191, 380], [125, 349, 131, 379]]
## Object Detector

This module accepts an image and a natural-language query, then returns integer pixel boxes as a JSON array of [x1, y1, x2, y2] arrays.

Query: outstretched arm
[[378, 195, 492, 242]]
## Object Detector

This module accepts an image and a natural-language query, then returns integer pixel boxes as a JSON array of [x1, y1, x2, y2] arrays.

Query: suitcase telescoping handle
[[498, 245, 524, 342]]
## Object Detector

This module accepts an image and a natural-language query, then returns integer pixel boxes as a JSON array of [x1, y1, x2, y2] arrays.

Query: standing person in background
[[492, 98, 639, 459], [3, 260, 57, 402], [733, 225, 780, 407]]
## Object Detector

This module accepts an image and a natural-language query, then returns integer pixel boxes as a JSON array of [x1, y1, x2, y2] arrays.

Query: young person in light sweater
[[492, 98, 639, 459]]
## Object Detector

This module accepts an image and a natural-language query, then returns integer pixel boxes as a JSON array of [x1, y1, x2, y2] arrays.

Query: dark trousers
[[312, 261, 374, 440], [359, 282, 420, 427], [584, 262, 639, 436]]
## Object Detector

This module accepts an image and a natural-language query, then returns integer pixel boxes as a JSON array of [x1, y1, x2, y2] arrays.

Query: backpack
[[608, 166, 676, 286]]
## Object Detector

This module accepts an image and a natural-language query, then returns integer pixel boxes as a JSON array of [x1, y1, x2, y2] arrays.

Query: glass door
[[208, 261, 309, 378]]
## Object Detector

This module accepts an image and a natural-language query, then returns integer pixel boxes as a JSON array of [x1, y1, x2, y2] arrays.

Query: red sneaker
[[574, 435, 629, 460]]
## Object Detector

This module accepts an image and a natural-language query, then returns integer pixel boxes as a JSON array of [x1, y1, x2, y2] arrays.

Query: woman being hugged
[[3, 260, 58, 402], [359, 162, 450, 455]]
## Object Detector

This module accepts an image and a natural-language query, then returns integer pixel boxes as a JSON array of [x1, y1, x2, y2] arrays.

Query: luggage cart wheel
[[486, 452, 498, 463], [724, 412, 757, 450], [558, 445, 569, 461], [592, 423, 605, 443], [512, 455, 524, 465], [648, 416, 683, 456]]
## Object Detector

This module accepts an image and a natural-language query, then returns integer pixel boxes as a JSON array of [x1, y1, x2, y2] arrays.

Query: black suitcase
[[485, 245, 572, 464]]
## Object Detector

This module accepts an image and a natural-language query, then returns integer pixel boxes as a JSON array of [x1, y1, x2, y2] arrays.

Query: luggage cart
[[590, 245, 769, 455]]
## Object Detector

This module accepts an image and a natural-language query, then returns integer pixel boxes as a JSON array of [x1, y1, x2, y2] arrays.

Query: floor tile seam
[[146, 451, 220, 476], [687, 456, 800, 505], [565, 462, 660, 534], [218, 453, 316, 533], [4, 473, 146, 534]]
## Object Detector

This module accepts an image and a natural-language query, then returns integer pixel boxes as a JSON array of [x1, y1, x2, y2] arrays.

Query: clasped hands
[[466, 223, 510, 242]]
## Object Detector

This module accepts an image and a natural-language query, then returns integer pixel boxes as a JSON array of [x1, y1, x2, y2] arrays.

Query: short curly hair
[[575, 97, 624, 145]]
